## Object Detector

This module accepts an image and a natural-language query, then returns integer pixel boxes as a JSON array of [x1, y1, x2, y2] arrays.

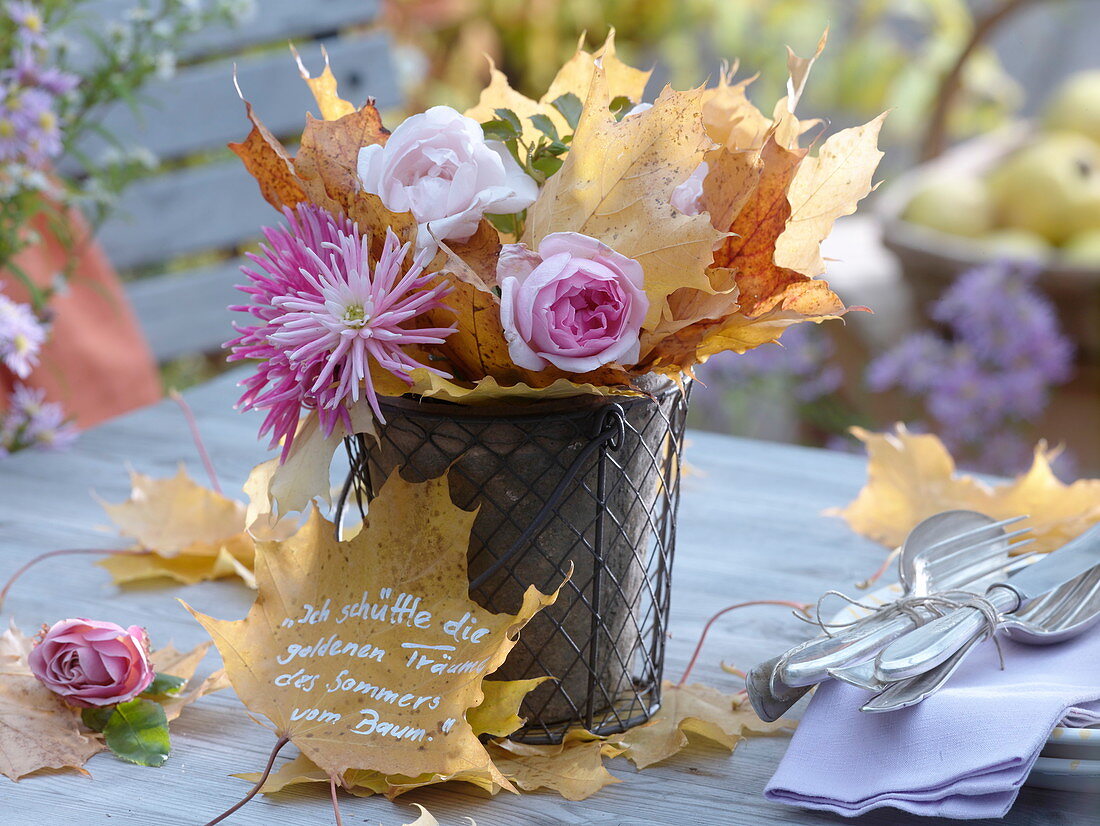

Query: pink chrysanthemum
[[226, 203, 456, 457]]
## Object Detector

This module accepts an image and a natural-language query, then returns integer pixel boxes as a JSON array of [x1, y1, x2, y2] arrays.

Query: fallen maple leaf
[[401, 804, 477, 826], [98, 467, 256, 587], [489, 728, 622, 801], [0, 622, 103, 780], [188, 470, 562, 787], [834, 425, 1100, 555], [613, 681, 791, 770], [523, 66, 724, 331]]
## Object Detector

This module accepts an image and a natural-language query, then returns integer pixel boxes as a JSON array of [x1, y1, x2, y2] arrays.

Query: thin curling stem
[[678, 600, 812, 686], [202, 735, 290, 826]]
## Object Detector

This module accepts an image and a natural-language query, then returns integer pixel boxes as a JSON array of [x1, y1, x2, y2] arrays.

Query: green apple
[[1044, 70, 1100, 144], [987, 132, 1100, 244], [1061, 228, 1100, 267], [978, 228, 1051, 263], [901, 175, 992, 237]]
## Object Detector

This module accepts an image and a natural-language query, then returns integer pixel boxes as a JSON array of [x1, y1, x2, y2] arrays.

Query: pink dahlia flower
[[226, 203, 456, 456]]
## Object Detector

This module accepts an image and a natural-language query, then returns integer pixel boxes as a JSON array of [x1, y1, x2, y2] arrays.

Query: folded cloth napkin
[[765, 626, 1100, 819]]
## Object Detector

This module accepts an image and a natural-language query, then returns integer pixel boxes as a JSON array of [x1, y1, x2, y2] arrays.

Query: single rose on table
[[28, 618, 189, 767], [29, 618, 154, 707]]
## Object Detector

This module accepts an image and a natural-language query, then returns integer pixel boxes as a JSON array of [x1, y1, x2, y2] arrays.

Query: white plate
[[1027, 757, 1100, 793], [828, 582, 1100, 788]]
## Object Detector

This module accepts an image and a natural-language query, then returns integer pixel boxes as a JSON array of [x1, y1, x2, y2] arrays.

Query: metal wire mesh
[[338, 378, 691, 744]]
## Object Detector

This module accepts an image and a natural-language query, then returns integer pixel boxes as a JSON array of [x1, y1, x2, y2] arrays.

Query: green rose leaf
[[481, 119, 519, 142], [492, 107, 523, 134], [141, 672, 186, 698], [529, 113, 559, 142], [81, 706, 115, 733], [550, 92, 582, 130], [103, 698, 171, 767]]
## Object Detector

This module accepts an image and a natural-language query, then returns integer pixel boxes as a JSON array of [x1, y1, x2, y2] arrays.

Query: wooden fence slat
[[68, 32, 399, 165], [98, 158, 271, 270], [124, 261, 250, 361], [69, 0, 380, 63]]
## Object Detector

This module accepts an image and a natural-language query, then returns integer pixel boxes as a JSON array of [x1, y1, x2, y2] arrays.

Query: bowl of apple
[[881, 71, 1100, 363]]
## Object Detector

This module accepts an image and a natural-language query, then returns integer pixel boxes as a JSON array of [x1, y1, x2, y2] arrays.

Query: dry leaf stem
[[201, 734, 290, 826], [678, 600, 812, 686], [169, 389, 222, 495], [0, 548, 147, 612]]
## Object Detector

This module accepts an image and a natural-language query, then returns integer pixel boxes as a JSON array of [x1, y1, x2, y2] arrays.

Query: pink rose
[[498, 232, 648, 372], [28, 619, 154, 708], [357, 105, 538, 252], [670, 161, 708, 216]]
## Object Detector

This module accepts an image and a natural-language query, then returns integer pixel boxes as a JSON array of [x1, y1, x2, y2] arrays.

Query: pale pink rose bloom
[[357, 105, 538, 252], [28, 619, 155, 707], [671, 161, 709, 216], [498, 232, 648, 373]]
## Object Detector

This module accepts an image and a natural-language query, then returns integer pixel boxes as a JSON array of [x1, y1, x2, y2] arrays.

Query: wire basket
[[337, 377, 691, 744]]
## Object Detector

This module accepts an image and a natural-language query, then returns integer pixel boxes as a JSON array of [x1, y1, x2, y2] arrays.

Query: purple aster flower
[[3, 384, 77, 452], [6, 2, 47, 48], [866, 260, 1075, 475], [0, 291, 46, 378], [226, 203, 457, 458], [6, 48, 78, 95]]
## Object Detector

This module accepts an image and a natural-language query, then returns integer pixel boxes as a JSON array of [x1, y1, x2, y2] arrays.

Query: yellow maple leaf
[[613, 681, 792, 770], [465, 677, 552, 738], [774, 113, 886, 278], [98, 467, 255, 587], [523, 67, 723, 331], [464, 31, 650, 149], [187, 470, 562, 785], [0, 622, 103, 780], [489, 728, 622, 801], [834, 426, 1100, 555], [293, 45, 357, 121]]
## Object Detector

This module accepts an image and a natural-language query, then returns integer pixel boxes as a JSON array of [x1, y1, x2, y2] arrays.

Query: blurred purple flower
[[695, 324, 843, 428], [5, 2, 46, 48], [1, 384, 77, 454], [0, 290, 45, 378], [5, 48, 78, 95], [867, 261, 1074, 475]]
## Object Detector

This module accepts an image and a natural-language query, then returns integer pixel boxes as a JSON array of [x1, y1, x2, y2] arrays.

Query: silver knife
[[874, 523, 1100, 682]]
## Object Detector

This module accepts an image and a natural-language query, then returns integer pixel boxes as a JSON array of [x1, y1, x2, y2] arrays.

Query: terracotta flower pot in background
[[0, 210, 161, 429]]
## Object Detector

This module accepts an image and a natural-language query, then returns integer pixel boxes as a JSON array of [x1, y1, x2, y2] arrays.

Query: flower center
[[341, 301, 371, 328], [0, 120, 13, 138]]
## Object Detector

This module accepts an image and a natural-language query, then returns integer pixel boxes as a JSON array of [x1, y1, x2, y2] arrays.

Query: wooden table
[[1, 371, 1093, 825]]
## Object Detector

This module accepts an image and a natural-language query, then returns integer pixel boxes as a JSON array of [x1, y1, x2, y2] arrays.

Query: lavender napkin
[[765, 627, 1100, 819]]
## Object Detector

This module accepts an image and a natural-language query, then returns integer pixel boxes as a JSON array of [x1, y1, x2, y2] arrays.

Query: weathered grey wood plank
[[74, 31, 398, 171], [0, 372, 1090, 824], [99, 159, 270, 272], [77, 0, 381, 62], [125, 260, 250, 361]]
